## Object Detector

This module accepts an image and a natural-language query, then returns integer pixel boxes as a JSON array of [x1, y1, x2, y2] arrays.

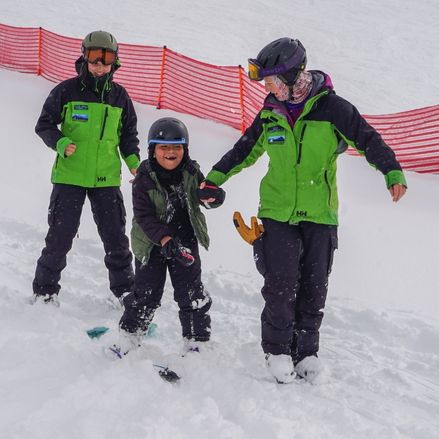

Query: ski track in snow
[[1, 218, 439, 438]]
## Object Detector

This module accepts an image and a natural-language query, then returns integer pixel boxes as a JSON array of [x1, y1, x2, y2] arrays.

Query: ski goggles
[[84, 48, 117, 65], [149, 138, 187, 147], [248, 42, 306, 81]]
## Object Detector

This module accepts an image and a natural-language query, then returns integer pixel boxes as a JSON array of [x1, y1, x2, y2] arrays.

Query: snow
[[1, 1, 439, 438]]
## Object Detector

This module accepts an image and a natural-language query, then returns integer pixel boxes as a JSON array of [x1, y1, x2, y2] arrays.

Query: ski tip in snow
[[153, 364, 181, 383], [86, 323, 157, 340], [86, 326, 110, 339], [106, 344, 126, 359]]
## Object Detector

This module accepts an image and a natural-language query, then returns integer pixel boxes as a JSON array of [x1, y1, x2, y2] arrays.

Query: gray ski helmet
[[82, 30, 118, 54], [255, 37, 307, 86], [148, 117, 189, 159]]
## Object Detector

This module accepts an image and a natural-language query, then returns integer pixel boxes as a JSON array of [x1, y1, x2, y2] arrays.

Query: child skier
[[115, 117, 224, 354]]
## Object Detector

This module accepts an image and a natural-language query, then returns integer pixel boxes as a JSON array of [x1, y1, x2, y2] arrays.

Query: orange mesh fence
[[39, 28, 80, 81], [1, 23, 438, 174], [159, 49, 244, 130], [115, 42, 163, 106], [361, 105, 439, 174], [0, 24, 40, 74]]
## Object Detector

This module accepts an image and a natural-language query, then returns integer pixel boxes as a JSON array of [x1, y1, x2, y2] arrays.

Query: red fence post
[[156, 45, 167, 109], [238, 65, 246, 133], [37, 27, 42, 76]]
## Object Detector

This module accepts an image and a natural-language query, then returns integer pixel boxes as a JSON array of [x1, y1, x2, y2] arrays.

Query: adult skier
[[198, 37, 407, 383], [32, 30, 140, 306]]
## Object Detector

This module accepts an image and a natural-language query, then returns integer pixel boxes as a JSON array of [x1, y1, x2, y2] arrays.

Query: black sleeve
[[119, 89, 140, 160], [211, 112, 265, 175], [132, 173, 172, 244], [329, 95, 402, 174], [197, 169, 205, 185], [35, 83, 66, 150]]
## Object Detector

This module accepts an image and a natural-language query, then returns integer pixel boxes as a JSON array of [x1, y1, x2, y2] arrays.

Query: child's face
[[154, 144, 184, 170]]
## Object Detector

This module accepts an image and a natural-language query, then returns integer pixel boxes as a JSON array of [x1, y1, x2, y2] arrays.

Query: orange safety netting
[[362, 105, 439, 174], [1, 23, 438, 174]]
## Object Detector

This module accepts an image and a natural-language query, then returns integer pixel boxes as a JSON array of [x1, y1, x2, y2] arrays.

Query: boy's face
[[154, 144, 184, 170], [88, 61, 112, 77]]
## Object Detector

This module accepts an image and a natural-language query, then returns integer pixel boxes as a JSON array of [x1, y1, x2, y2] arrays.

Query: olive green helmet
[[81, 30, 118, 53]]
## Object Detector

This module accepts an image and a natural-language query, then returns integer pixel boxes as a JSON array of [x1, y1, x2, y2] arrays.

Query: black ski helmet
[[254, 38, 307, 86], [147, 117, 189, 160]]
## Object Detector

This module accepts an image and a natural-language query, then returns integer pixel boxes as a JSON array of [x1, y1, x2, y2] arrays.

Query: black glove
[[197, 181, 226, 209], [160, 238, 195, 267]]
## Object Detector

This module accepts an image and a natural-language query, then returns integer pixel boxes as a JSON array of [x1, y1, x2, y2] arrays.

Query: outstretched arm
[[329, 95, 407, 197], [205, 112, 266, 187]]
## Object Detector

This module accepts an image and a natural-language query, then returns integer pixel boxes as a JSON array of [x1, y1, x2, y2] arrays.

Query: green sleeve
[[385, 170, 407, 188], [123, 153, 140, 170]]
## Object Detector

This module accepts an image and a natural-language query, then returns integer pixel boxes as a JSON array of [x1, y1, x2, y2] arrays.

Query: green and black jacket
[[206, 71, 407, 225], [35, 57, 140, 187], [131, 159, 209, 265]]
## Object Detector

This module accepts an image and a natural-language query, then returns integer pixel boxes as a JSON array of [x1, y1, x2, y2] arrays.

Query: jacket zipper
[[324, 170, 332, 206], [95, 107, 108, 186], [297, 124, 307, 164], [99, 107, 108, 140]]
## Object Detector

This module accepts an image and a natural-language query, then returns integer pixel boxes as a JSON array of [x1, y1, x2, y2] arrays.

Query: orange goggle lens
[[84, 48, 117, 65], [248, 61, 262, 81]]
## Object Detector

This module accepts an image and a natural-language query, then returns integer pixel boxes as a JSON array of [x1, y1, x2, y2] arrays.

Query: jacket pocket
[[324, 170, 332, 207]]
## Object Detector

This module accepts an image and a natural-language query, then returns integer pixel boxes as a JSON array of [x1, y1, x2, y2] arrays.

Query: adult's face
[[88, 61, 112, 77], [263, 76, 290, 102]]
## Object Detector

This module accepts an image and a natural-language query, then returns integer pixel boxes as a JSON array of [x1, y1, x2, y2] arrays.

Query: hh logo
[[97, 176, 106, 182], [296, 210, 307, 217]]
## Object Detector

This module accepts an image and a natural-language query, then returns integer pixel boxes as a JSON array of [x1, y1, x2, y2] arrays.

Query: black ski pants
[[258, 219, 337, 362], [33, 184, 134, 297], [120, 242, 211, 341]]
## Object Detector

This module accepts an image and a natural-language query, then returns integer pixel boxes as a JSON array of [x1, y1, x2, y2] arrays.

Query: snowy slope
[[1, 1, 439, 438]]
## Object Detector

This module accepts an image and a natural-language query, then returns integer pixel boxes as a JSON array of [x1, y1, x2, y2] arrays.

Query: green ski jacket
[[206, 71, 406, 225], [35, 57, 140, 188]]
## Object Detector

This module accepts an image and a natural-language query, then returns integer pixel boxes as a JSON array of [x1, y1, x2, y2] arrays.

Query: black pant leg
[[88, 187, 134, 297], [168, 243, 211, 341], [33, 184, 86, 295], [260, 219, 302, 355], [293, 222, 338, 362], [119, 250, 167, 333]]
